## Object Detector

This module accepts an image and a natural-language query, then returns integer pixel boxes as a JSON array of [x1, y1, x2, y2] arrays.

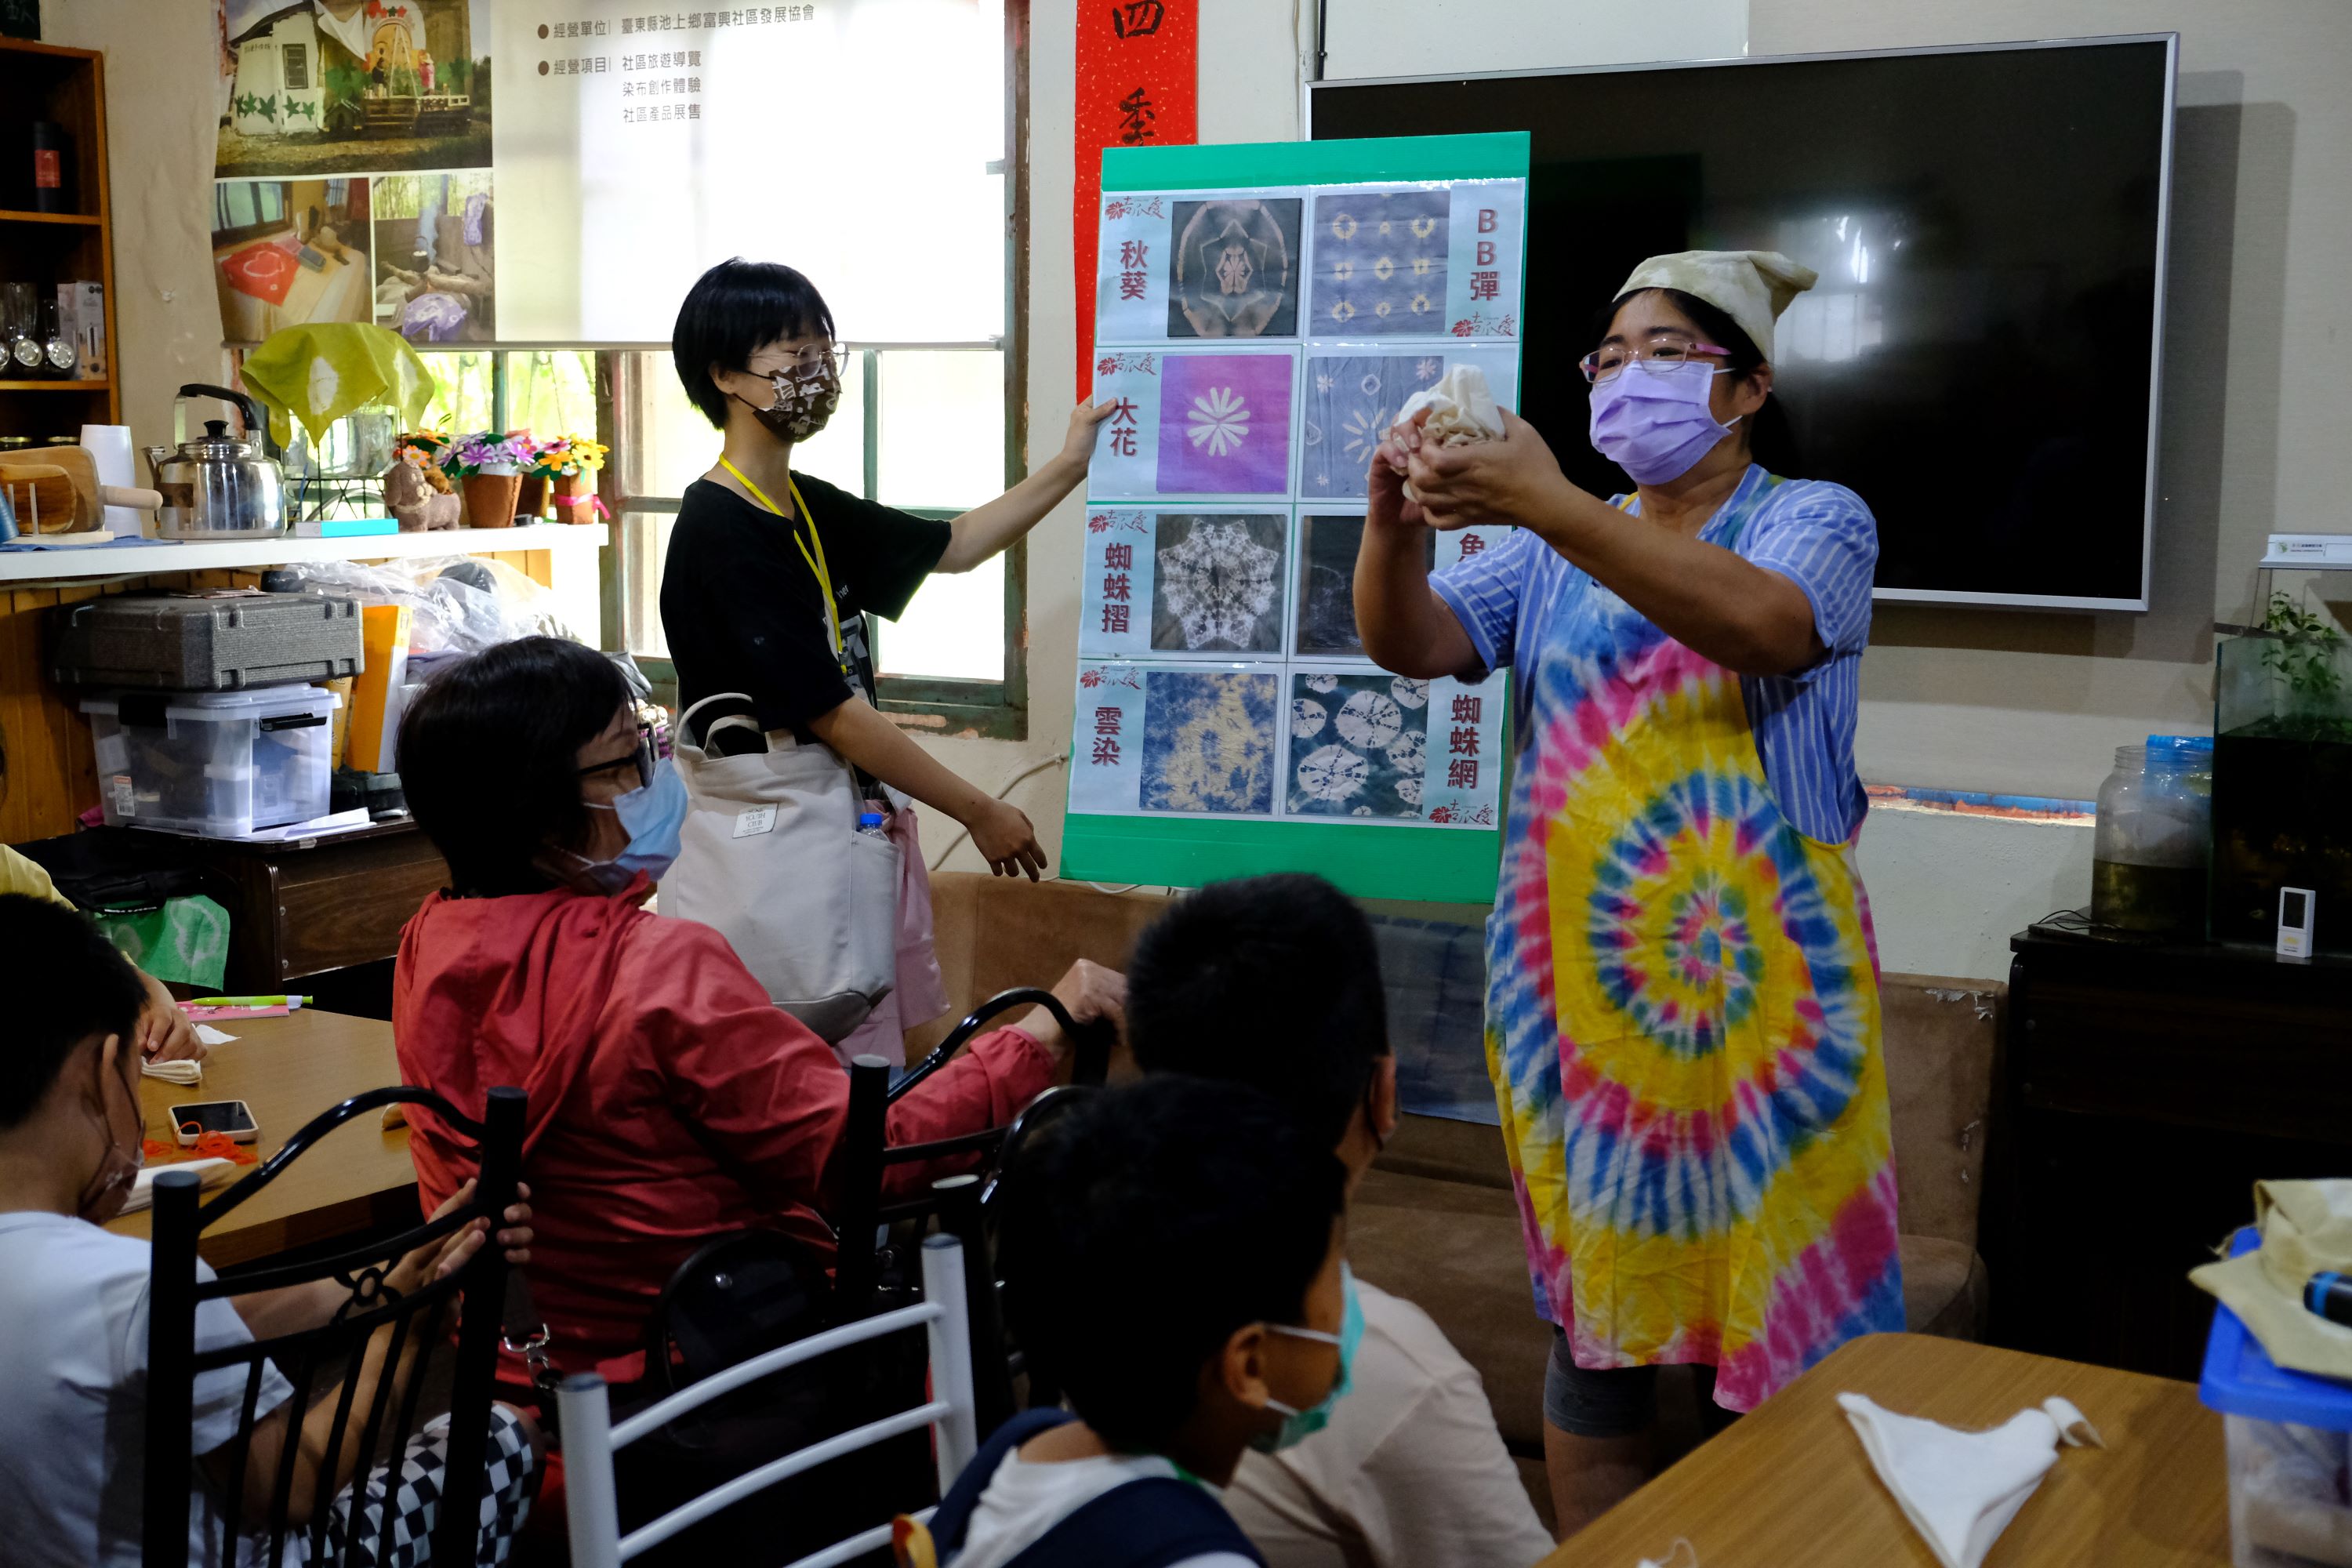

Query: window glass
[[620, 350, 867, 502], [414, 350, 495, 434], [879, 558, 1005, 682], [504, 350, 599, 441], [875, 350, 1004, 512], [622, 510, 679, 659]]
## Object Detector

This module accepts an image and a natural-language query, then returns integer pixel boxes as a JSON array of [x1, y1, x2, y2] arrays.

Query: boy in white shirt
[[0, 892, 539, 1566], [906, 1078, 1350, 1568], [1127, 873, 1558, 1568]]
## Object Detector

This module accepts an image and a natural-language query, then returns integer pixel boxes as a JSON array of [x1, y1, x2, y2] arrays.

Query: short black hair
[[0, 894, 145, 1129], [995, 1078, 1346, 1454], [397, 636, 630, 897], [1127, 874, 1388, 1150], [1602, 285, 1803, 474], [672, 258, 837, 428]]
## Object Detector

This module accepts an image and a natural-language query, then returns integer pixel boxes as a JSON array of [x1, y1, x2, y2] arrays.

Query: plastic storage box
[[81, 687, 339, 837], [51, 593, 363, 691], [2201, 1226, 2352, 1566]]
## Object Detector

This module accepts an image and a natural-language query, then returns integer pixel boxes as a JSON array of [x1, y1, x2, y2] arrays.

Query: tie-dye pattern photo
[[1288, 671, 1432, 818], [1157, 352, 1295, 495], [1151, 514, 1287, 654], [1301, 354, 1445, 497], [1296, 514, 1431, 656], [1167, 198, 1301, 339], [1141, 670, 1279, 814], [1310, 190, 1449, 336]]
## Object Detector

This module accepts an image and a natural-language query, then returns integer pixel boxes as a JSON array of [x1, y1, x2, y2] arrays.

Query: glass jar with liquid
[[2092, 739, 2212, 935]]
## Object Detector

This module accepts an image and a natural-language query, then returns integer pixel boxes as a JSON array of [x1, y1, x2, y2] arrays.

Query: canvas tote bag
[[666, 691, 898, 1043]]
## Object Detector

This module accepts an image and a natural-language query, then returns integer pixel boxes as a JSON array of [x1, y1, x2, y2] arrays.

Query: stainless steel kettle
[[145, 383, 286, 539]]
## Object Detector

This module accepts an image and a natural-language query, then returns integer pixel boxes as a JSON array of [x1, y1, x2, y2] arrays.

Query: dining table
[[1540, 1331, 2233, 1567], [107, 1006, 420, 1268]]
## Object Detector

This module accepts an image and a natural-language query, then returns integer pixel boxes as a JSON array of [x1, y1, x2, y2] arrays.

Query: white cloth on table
[[1839, 1391, 2102, 1568]]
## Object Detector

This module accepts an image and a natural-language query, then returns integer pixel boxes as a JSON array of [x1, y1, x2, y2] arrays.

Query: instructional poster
[[1062, 133, 1530, 902]]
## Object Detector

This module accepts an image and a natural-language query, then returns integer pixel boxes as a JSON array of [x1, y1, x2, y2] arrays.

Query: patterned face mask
[[739, 358, 842, 441]]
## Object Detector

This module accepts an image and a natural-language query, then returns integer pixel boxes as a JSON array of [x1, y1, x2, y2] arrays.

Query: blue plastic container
[[2200, 1226, 2352, 1565]]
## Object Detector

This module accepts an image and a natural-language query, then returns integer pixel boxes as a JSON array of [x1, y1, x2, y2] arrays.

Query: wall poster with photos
[[1064, 133, 1529, 902]]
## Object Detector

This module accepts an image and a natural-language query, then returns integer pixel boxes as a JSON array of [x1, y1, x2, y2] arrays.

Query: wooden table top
[[1543, 1333, 2231, 1568], [107, 1007, 419, 1269]]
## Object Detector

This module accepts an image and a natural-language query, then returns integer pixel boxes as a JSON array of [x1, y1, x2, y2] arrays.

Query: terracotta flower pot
[[516, 475, 550, 521], [552, 470, 598, 524], [461, 471, 522, 528]]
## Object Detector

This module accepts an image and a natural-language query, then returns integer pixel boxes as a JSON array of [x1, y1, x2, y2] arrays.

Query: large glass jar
[[2093, 740, 2212, 934]]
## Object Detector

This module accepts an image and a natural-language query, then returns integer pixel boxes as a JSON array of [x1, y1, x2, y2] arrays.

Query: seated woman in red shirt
[[390, 636, 1116, 1388]]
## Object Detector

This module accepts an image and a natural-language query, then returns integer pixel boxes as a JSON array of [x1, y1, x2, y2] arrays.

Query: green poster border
[[1102, 131, 1530, 192], [1077, 130, 1531, 902], [1062, 812, 1504, 904]]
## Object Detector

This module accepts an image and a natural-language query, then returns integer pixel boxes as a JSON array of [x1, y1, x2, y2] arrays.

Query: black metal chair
[[828, 989, 1112, 1437], [142, 1083, 527, 1568]]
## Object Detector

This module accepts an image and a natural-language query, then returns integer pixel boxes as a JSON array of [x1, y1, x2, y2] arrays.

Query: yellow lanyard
[[719, 456, 848, 674]]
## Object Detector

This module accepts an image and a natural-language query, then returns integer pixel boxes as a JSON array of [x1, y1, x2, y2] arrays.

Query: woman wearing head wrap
[[1356, 251, 1902, 1530]]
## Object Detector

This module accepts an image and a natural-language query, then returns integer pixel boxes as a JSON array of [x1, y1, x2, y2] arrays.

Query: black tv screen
[[1308, 37, 2176, 611]]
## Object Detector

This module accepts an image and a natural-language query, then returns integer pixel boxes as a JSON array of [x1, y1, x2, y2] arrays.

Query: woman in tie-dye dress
[[1356, 250, 1902, 1530]]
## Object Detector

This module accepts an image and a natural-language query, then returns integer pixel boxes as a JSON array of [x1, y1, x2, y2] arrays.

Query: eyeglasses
[[576, 724, 655, 789], [1579, 332, 1731, 384], [752, 342, 847, 376]]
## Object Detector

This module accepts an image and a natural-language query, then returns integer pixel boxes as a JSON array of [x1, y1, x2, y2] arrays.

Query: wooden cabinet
[[0, 37, 121, 438], [182, 822, 450, 989], [1987, 931, 2352, 1378]]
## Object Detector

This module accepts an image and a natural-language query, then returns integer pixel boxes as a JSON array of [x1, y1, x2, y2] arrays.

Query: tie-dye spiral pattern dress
[[1460, 475, 1903, 1413]]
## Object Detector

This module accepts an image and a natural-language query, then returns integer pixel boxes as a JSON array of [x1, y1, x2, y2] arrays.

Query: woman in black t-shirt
[[660, 260, 1109, 1054]]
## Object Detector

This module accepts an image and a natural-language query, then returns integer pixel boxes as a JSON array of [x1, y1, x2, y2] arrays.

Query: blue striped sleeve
[[1740, 480, 1878, 659], [1429, 527, 1540, 677]]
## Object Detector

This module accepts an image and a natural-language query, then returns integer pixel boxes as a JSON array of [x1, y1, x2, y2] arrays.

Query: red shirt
[[394, 882, 1054, 1381]]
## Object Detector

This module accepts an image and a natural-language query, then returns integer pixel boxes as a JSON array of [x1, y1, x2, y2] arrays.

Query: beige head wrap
[[1615, 250, 1818, 361]]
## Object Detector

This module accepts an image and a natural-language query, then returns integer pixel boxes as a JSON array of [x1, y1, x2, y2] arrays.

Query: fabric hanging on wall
[[1073, 0, 1198, 395]]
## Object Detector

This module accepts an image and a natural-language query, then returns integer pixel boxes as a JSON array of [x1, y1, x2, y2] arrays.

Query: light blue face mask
[[1250, 1262, 1366, 1454], [564, 757, 687, 894]]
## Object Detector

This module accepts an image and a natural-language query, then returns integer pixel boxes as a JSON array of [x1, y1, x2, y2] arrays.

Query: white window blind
[[492, 0, 1005, 345]]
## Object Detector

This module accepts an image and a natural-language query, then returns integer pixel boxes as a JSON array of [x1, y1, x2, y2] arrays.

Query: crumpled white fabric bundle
[[141, 1058, 203, 1085], [1840, 1392, 2103, 1568], [1392, 365, 1505, 503]]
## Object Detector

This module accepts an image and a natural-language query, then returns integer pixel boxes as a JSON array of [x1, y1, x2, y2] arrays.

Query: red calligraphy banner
[[1073, 0, 1197, 396]]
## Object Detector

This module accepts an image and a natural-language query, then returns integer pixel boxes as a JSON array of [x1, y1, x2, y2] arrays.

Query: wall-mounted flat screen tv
[[1308, 36, 2176, 611]]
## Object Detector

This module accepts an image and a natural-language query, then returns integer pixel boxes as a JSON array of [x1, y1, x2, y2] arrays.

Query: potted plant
[[531, 434, 610, 524], [445, 432, 532, 528], [509, 432, 550, 520]]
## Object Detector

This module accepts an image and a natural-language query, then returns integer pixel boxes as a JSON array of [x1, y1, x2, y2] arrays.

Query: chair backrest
[[143, 1083, 527, 1568], [560, 1232, 979, 1568], [833, 987, 1109, 1324]]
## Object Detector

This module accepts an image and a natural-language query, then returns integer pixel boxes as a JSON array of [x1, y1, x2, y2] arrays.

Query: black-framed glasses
[[576, 725, 654, 789], [751, 342, 847, 376]]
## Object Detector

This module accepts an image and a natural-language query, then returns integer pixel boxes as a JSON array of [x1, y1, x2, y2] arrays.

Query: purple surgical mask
[[1588, 359, 1740, 485]]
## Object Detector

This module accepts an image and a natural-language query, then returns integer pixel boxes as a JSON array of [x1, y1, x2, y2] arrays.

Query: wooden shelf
[[0, 36, 118, 434], [0, 521, 610, 584]]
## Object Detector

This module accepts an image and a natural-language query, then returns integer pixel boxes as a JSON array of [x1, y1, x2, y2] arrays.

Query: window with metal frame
[[405, 3, 1029, 738]]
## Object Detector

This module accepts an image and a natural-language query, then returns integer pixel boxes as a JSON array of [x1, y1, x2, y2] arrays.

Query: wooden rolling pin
[[0, 445, 162, 533]]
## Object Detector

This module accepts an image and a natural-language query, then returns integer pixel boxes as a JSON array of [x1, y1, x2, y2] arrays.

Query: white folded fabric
[[119, 1156, 235, 1214], [140, 1058, 203, 1085], [1395, 363, 1504, 448], [1392, 364, 1505, 504], [1840, 1392, 2103, 1568]]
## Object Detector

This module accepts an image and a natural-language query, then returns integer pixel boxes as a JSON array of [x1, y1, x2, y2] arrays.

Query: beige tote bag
[[665, 692, 898, 1043]]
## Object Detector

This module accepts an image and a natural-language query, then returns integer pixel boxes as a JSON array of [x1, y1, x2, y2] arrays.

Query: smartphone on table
[[169, 1099, 260, 1147]]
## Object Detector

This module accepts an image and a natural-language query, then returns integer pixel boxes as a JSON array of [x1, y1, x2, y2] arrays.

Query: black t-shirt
[[661, 473, 952, 735]]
